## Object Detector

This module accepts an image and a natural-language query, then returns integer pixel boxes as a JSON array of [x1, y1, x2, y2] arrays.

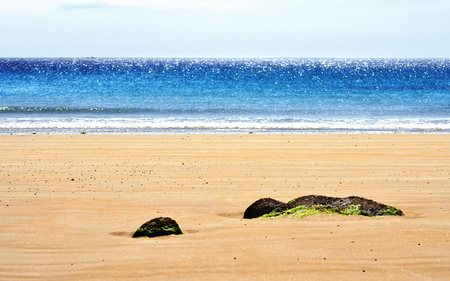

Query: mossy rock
[[343, 196, 404, 216], [246, 195, 404, 219], [287, 195, 340, 209], [243, 198, 288, 219], [132, 217, 183, 238], [261, 205, 328, 218]]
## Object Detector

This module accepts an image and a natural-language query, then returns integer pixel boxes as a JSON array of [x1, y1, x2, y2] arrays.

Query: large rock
[[245, 195, 404, 218], [132, 217, 183, 238], [287, 195, 403, 216], [243, 198, 288, 219]]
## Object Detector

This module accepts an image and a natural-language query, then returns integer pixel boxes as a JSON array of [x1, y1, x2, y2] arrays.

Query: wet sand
[[1, 134, 449, 280]]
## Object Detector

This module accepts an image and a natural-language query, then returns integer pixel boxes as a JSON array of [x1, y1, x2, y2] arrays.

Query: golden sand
[[1, 134, 449, 280]]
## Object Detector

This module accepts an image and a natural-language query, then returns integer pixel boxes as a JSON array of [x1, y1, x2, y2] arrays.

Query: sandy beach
[[1, 133, 449, 280]]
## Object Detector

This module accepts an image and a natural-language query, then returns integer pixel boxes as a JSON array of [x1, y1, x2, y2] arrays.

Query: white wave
[[1, 117, 450, 132]]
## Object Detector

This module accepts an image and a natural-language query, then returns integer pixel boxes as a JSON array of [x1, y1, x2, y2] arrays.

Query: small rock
[[132, 217, 183, 238]]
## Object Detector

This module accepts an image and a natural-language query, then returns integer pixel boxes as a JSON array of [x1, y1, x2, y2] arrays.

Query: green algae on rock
[[260, 205, 329, 218], [260, 204, 364, 218], [244, 195, 404, 219], [132, 217, 183, 238]]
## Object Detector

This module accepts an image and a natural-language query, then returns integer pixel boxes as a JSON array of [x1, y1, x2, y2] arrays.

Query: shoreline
[[1, 133, 449, 279], [1, 127, 449, 135]]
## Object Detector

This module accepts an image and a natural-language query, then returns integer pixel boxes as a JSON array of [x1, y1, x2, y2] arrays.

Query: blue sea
[[1, 58, 449, 134]]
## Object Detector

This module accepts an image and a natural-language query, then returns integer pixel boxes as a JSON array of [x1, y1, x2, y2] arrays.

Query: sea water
[[0, 58, 449, 134]]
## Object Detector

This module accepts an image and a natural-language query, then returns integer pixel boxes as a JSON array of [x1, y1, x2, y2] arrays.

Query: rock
[[246, 195, 404, 218], [243, 198, 288, 219], [287, 195, 340, 209], [330, 197, 352, 209], [346, 196, 404, 216], [132, 217, 183, 238]]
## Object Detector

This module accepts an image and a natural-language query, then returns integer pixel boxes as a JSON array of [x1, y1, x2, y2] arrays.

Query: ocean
[[1, 58, 449, 134]]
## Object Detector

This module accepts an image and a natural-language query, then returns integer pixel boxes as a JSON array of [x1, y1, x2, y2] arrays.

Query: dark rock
[[243, 198, 288, 219], [247, 195, 403, 218], [330, 197, 352, 209], [132, 217, 183, 238], [346, 196, 404, 216], [287, 195, 340, 209]]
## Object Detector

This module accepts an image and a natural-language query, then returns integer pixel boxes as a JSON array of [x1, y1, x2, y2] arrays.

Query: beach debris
[[244, 195, 403, 219], [132, 217, 183, 238], [243, 198, 288, 219]]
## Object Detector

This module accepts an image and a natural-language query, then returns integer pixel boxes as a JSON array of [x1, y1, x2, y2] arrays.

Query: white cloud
[[0, 0, 55, 11], [115, 0, 245, 10], [0, 0, 245, 12], [58, 2, 119, 10]]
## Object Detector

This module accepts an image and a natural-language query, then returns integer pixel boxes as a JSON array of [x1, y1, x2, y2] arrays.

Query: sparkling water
[[1, 58, 449, 133]]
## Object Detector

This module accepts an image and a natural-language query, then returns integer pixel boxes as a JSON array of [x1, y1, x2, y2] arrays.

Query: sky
[[1, 0, 449, 58]]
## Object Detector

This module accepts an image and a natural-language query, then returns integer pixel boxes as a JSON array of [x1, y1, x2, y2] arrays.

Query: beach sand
[[1, 134, 449, 280]]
